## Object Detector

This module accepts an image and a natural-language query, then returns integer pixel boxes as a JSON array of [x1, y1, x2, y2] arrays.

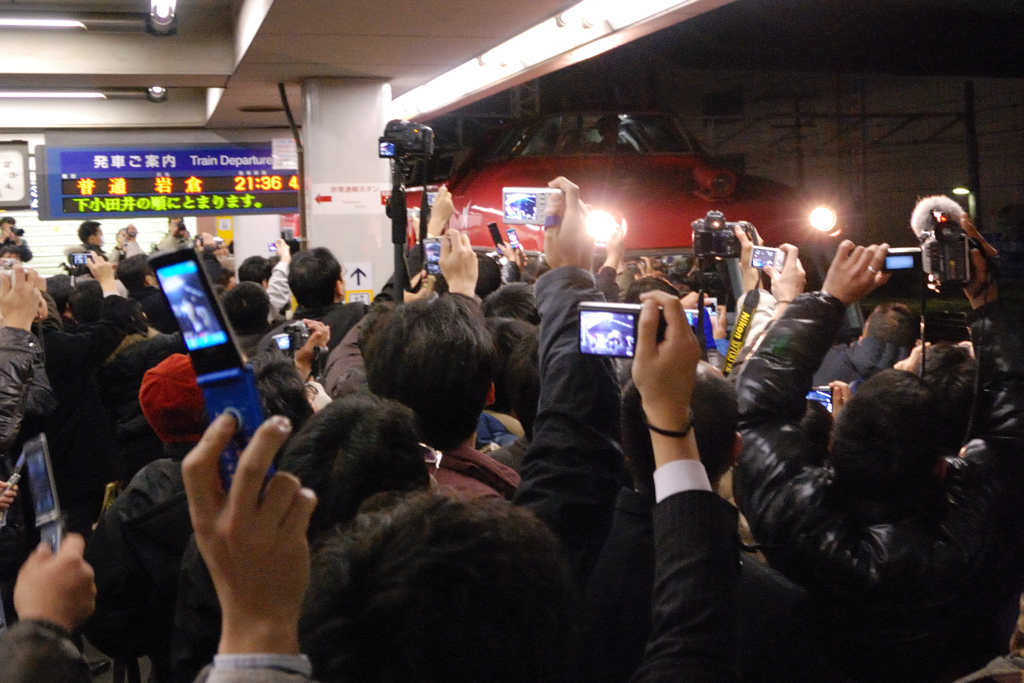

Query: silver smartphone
[[23, 435, 62, 553]]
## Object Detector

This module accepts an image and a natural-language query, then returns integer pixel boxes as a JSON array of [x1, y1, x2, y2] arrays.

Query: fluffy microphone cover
[[910, 195, 965, 239]]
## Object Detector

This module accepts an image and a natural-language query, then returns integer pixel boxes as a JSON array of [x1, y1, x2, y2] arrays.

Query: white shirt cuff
[[653, 459, 712, 503]]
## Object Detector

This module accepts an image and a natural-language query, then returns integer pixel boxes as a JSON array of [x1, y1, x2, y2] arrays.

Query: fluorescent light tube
[[0, 92, 107, 99], [0, 18, 87, 29]]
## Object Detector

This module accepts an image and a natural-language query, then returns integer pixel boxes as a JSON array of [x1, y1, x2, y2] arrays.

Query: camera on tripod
[[919, 209, 971, 287], [379, 120, 435, 159], [691, 210, 753, 260]]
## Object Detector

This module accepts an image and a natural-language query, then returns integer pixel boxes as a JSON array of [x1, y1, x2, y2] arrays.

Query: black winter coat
[[734, 293, 1024, 683]]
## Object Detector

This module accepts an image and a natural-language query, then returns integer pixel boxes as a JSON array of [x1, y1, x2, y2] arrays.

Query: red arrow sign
[[315, 194, 332, 204]]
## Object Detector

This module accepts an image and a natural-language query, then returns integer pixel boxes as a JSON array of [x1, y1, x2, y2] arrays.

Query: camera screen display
[[504, 192, 538, 222], [268, 241, 278, 253], [750, 247, 783, 270], [580, 309, 637, 358], [379, 141, 396, 158], [24, 438, 57, 520], [273, 333, 290, 351], [806, 388, 833, 414], [506, 228, 521, 249], [155, 260, 229, 352], [885, 254, 915, 270], [72, 252, 90, 266], [424, 239, 441, 275]]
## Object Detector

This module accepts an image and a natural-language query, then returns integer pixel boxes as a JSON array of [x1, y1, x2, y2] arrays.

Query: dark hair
[[249, 353, 313, 434], [46, 275, 73, 316], [624, 276, 678, 304], [485, 317, 540, 419], [0, 624, 91, 683], [864, 302, 919, 348], [830, 369, 943, 498], [199, 254, 233, 289], [289, 248, 341, 309], [0, 244, 22, 259], [300, 492, 579, 683], [505, 330, 540, 440], [363, 295, 496, 449], [483, 283, 540, 324], [621, 365, 737, 498], [222, 282, 270, 337], [277, 394, 428, 537], [917, 343, 978, 456], [68, 280, 104, 324], [116, 254, 152, 293], [475, 254, 503, 299], [0, 217, 14, 227], [238, 255, 273, 285], [78, 220, 101, 243]]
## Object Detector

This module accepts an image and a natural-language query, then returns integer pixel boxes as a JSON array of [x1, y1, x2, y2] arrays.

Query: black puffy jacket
[[733, 293, 1024, 683]]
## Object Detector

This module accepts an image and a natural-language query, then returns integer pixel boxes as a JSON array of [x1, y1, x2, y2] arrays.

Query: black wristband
[[644, 409, 694, 438]]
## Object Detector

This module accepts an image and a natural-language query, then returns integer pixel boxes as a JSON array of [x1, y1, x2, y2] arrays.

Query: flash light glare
[[809, 206, 837, 232], [586, 210, 617, 244]]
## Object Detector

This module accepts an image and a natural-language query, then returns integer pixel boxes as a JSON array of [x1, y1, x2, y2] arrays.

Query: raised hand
[[440, 229, 478, 298], [14, 534, 96, 632], [0, 264, 44, 330], [821, 240, 890, 306], [544, 177, 593, 271]]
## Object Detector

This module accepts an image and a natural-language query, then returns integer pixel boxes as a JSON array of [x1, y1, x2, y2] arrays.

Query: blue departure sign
[[36, 143, 300, 220]]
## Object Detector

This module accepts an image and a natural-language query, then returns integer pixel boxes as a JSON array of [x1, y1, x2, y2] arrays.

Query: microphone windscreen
[[910, 195, 965, 239]]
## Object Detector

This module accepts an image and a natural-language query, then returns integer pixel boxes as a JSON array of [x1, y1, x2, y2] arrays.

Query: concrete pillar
[[232, 214, 281, 265], [302, 79, 393, 298]]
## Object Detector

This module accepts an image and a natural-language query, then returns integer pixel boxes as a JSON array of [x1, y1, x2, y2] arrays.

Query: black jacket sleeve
[[631, 491, 739, 683], [595, 266, 619, 303], [44, 294, 139, 371], [513, 266, 624, 586], [0, 327, 42, 452], [964, 300, 1024, 454], [0, 619, 90, 683]]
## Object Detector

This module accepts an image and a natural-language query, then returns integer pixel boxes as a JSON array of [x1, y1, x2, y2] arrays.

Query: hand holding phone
[[13, 532, 96, 633], [423, 237, 442, 275], [268, 241, 278, 253], [806, 386, 834, 413], [23, 435, 62, 554]]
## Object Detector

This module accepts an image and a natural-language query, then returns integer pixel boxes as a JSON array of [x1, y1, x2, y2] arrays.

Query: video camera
[[379, 119, 435, 159], [691, 210, 753, 260], [910, 196, 973, 288], [273, 321, 310, 356]]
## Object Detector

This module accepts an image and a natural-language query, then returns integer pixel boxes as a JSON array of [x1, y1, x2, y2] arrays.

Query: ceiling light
[[0, 18, 86, 29], [951, 187, 970, 195], [147, 0, 176, 35], [585, 210, 618, 243], [0, 92, 107, 99], [147, 86, 168, 102], [809, 206, 837, 232], [392, 0, 700, 119]]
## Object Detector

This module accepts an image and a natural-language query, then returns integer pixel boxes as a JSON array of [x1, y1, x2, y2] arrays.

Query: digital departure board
[[36, 143, 300, 220]]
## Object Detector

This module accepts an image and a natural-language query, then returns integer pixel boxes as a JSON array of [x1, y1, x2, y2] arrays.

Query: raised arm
[[514, 177, 622, 586]]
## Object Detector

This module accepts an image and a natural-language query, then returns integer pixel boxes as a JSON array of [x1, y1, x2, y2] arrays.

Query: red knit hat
[[140, 353, 205, 443]]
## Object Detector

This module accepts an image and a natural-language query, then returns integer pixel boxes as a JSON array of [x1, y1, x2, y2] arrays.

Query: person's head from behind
[[621, 362, 739, 500], [624, 276, 678, 305], [900, 342, 977, 457], [475, 254, 502, 299], [364, 295, 496, 450], [0, 244, 22, 262], [68, 280, 104, 325], [485, 318, 540, 437], [222, 282, 270, 337], [238, 255, 273, 287], [116, 254, 155, 294], [247, 353, 315, 434], [277, 393, 429, 538], [830, 369, 944, 500], [300, 491, 579, 683], [78, 220, 102, 246], [289, 247, 343, 309], [483, 282, 540, 324], [863, 302, 918, 349]]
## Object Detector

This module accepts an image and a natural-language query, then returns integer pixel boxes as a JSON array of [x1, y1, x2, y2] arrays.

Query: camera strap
[[695, 290, 709, 362], [722, 288, 759, 376]]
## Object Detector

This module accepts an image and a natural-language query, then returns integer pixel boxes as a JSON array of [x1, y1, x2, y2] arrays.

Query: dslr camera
[[379, 119, 435, 159], [920, 209, 971, 286], [691, 210, 752, 260]]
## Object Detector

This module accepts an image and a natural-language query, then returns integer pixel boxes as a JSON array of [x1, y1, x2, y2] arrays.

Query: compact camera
[[379, 119, 435, 159], [502, 187, 561, 226], [691, 211, 752, 260], [920, 210, 971, 286]]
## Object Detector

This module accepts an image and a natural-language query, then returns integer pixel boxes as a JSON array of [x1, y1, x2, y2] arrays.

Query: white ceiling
[[0, 0, 733, 129]]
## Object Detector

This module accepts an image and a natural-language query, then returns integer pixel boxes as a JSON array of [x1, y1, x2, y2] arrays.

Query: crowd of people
[[0, 176, 1020, 683]]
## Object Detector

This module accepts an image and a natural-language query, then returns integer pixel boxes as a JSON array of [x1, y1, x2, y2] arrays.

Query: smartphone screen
[[883, 247, 921, 272], [487, 222, 504, 248], [154, 260, 229, 352], [506, 228, 521, 249], [72, 252, 90, 266], [23, 435, 59, 524], [684, 309, 718, 351], [424, 238, 441, 275], [579, 308, 637, 358], [268, 241, 278, 253], [806, 388, 833, 413]]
